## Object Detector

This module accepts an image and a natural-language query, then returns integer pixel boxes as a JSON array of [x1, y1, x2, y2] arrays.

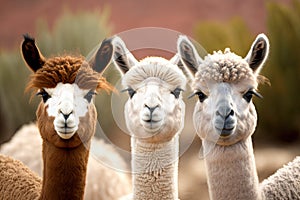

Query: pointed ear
[[169, 53, 181, 65], [21, 34, 46, 72], [177, 35, 203, 79], [89, 37, 114, 74], [111, 36, 138, 75], [244, 33, 269, 74]]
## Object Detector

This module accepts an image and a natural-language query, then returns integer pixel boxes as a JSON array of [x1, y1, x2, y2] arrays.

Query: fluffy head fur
[[122, 57, 186, 91], [26, 56, 113, 94]]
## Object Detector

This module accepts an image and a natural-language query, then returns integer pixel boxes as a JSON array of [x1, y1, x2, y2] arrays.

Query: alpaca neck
[[131, 135, 179, 200], [204, 137, 262, 200], [40, 140, 90, 200]]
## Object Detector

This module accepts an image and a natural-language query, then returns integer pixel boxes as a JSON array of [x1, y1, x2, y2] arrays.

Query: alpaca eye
[[243, 89, 263, 103], [171, 88, 183, 99], [196, 91, 207, 102], [121, 87, 136, 99], [188, 90, 207, 102], [84, 90, 97, 103], [36, 89, 51, 103]]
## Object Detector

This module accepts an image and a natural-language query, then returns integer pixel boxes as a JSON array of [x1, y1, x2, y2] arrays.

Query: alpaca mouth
[[55, 126, 77, 139], [215, 127, 235, 137], [142, 118, 163, 132]]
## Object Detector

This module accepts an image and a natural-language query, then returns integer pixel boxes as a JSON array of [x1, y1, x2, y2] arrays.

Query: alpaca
[[260, 156, 300, 199], [111, 36, 186, 200], [0, 34, 114, 199], [0, 122, 131, 199], [0, 154, 41, 199], [177, 34, 269, 200]]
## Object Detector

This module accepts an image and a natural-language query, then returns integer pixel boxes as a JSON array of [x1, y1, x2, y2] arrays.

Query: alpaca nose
[[60, 111, 73, 120], [144, 104, 159, 114], [216, 108, 234, 120]]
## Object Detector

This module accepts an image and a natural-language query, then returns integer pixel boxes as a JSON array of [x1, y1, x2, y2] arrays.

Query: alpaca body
[[0, 123, 131, 200], [40, 141, 89, 199], [0, 154, 41, 200], [204, 138, 261, 200], [112, 36, 185, 199], [132, 137, 179, 200], [260, 156, 300, 199], [177, 34, 269, 200], [0, 35, 115, 199]]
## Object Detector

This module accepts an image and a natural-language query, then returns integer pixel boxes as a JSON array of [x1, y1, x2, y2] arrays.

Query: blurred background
[[0, 0, 299, 199]]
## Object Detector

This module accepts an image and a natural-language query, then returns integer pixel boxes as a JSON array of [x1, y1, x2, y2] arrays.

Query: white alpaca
[[177, 34, 269, 200], [178, 34, 300, 199], [0, 35, 131, 199], [112, 36, 186, 200], [0, 123, 131, 199]]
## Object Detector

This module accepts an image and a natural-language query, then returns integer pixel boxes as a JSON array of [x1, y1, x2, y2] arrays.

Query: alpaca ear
[[21, 34, 46, 72], [112, 36, 138, 75], [244, 33, 269, 75], [89, 37, 114, 74], [177, 35, 203, 79]]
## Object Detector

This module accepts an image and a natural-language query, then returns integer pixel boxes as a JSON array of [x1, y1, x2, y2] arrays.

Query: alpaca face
[[192, 78, 258, 145], [39, 83, 95, 139], [21, 35, 113, 148], [36, 84, 98, 148], [112, 36, 186, 143], [177, 34, 269, 146], [124, 78, 185, 143]]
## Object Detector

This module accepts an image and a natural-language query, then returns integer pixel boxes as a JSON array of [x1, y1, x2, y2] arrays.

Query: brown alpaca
[[0, 35, 114, 200]]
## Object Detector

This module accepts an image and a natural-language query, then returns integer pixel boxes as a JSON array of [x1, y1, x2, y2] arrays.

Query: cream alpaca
[[0, 123, 131, 199], [177, 34, 269, 200], [112, 36, 186, 200], [0, 35, 114, 199], [260, 156, 300, 199]]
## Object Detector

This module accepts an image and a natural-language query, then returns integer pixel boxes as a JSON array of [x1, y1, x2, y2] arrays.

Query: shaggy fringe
[[26, 56, 114, 97], [194, 49, 269, 86], [122, 57, 186, 90]]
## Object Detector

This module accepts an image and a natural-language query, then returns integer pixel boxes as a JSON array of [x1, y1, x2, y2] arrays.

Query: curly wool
[[260, 156, 300, 199], [195, 49, 254, 83], [192, 48, 269, 90], [0, 154, 41, 200]]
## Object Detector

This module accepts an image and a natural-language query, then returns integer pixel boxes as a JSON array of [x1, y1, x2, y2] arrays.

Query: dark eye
[[36, 89, 51, 103], [243, 89, 263, 103], [121, 87, 136, 99], [188, 90, 207, 102], [171, 88, 183, 99], [196, 91, 207, 102], [84, 90, 97, 103]]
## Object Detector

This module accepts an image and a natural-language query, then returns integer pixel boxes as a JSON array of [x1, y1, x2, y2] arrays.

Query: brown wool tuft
[[26, 56, 114, 95]]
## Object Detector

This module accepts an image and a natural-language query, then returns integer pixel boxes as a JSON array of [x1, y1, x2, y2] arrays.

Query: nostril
[[216, 108, 234, 119]]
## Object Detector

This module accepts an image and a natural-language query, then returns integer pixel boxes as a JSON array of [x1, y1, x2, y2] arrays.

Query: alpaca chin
[[57, 131, 76, 140]]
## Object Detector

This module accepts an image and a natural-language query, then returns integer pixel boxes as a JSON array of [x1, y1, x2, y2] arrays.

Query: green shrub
[[259, 0, 300, 142], [0, 8, 114, 143], [194, 17, 253, 55]]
